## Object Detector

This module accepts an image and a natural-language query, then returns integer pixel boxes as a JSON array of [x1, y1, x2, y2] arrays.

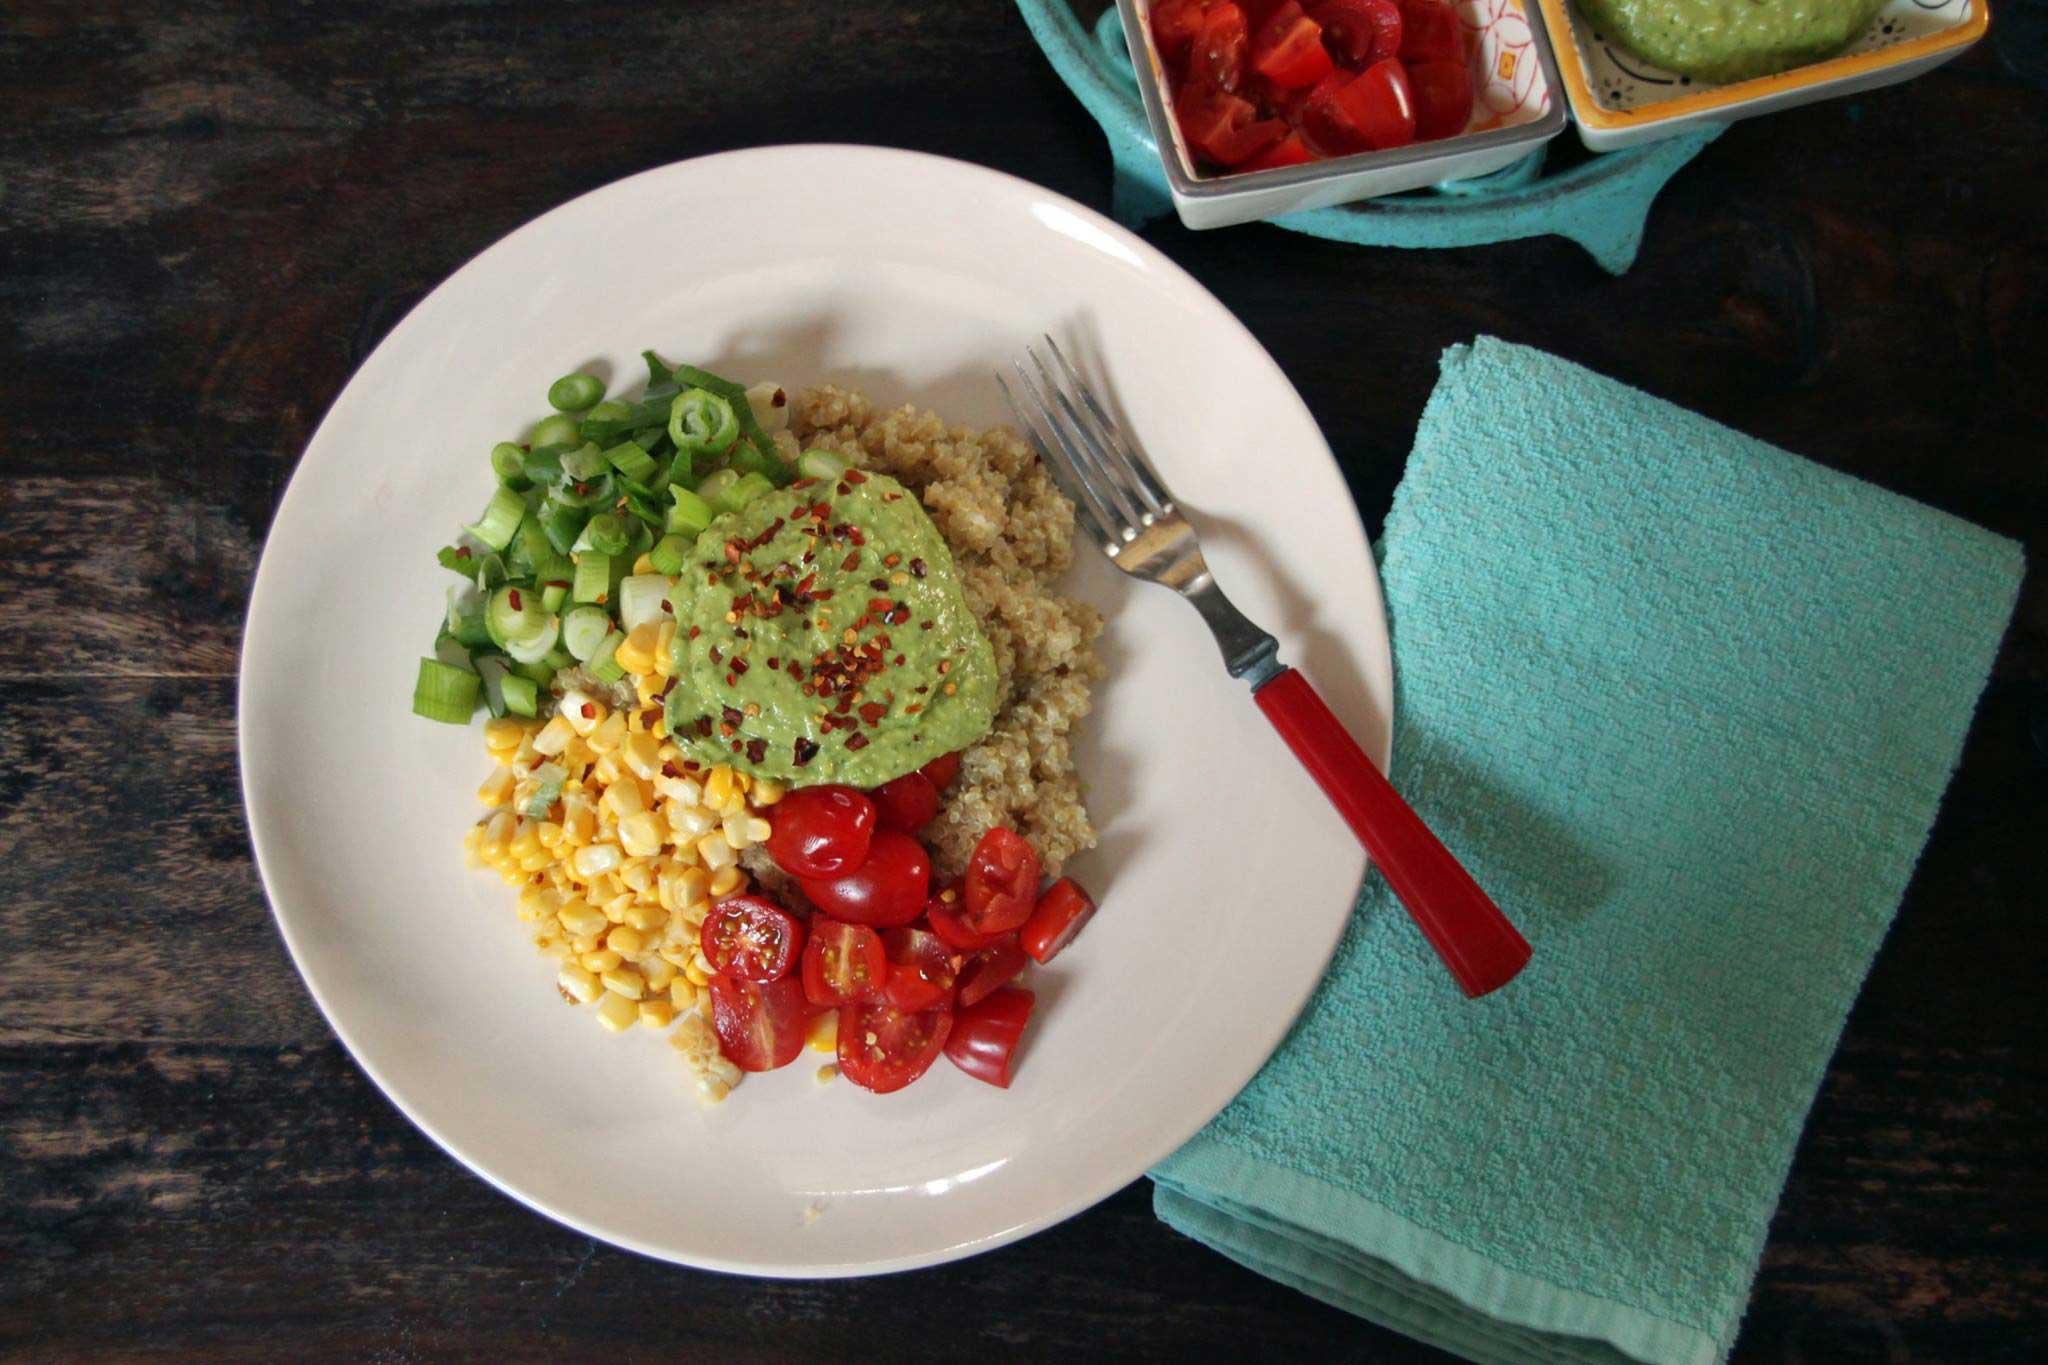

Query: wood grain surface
[[3, 0, 2043, 1359]]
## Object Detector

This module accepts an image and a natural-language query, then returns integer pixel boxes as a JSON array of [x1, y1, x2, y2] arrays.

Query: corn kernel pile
[[463, 613, 781, 1104]]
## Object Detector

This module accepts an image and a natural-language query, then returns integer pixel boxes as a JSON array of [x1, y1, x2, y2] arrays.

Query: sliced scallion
[[584, 512, 631, 557], [587, 631, 628, 683], [412, 658, 480, 724], [561, 442, 608, 482], [486, 584, 549, 647], [649, 533, 689, 577], [465, 486, 525, 552], [694, 467, 739, 513], [572, 552, 612, 605], [548, 373, 604, 413], [725, 471, 774, 514], [672, 362, 787, 483], [500, 672, 539, 717], [530, 413, 581, 448], [436, 545, 480, 577], [522, 446, 565, 486], [587, 398, 633, 424], [502, 614, 560, 665], [446, 583, 493, 650], [537, 497, 586, 554], [669, 388, 739, 464], [617, 573, 673, 633], [522, 761, 567, 817], [561, 604, 614, 661], [798, 448, 848, 482], [474, 654, 511, 718], [491, 442, 529, 486], [604, 440, 657, 486]]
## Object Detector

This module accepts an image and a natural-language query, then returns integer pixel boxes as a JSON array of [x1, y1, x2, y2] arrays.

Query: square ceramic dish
[[1116, 0, 1568, 229], [1541, 0, 1990, 150]]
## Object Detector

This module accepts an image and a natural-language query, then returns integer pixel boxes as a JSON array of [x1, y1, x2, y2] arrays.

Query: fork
[[1001, 337, 1531, 999]]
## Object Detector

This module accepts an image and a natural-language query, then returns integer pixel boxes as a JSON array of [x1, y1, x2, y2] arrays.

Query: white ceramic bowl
[[1542, 0, 1990, 150], [240, 145, 1395, 1275], [1117, 0, 1568, 228]]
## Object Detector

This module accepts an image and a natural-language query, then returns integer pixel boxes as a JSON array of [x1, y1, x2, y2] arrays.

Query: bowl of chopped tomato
[[1118, 0, 1568, 228]]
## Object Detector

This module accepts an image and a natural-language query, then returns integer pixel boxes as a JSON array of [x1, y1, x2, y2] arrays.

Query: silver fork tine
[[997, 371, 1122, 553], [1026, 346, 1149, 535], [1010, 358, 1136, 542], [1042, 335, 1175, 516]]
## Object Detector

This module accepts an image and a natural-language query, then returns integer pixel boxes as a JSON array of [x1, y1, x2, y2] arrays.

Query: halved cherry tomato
[[762, 785, 875, 879], [837, 1000, 953, 1093], [1020, 877, 1097, 965], [1298, 68, 1368, 154], [1397, 0, 1462, 63], [700, 895, 804, 983], [924, 881, 1007, 952], [801, 920, 887, 1008], [870, 771, 941, 833], [1240, 131, 1315, 171], [956, 935, 1028, 1008], [1407, 57, 1472, 140], [963, 828, 1042, 935], [708, 974, 812, 1072], [1149, 0, 1209, 65], [1250, 2, 1334, 89], [1189, 1, 1251, 91], [881, 927, 959, 1013], [919, 750, 963, 790], [943, 987, 1035, 1089], [1311, 0, 1403, 63], [1332, 58, 1416, 148], [799, 829, 931, 927], [1176, 85, 1287, 167]]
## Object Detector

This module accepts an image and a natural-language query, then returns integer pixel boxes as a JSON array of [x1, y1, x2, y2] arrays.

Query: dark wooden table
[[4, 1, 2043, 1358]]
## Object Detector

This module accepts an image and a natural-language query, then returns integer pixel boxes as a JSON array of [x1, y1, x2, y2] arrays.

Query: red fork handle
[[1254, 667, 1531, 998]]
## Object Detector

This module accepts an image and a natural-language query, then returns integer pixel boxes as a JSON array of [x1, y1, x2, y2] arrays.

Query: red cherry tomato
[[699, 895, 804, 983], [1240, 131, 1315, 171], [1406, 57, 1472, 139], [762, 785, 875, 879], [924, 881, 1007, 951], [800, 919, 887, 1008], [1397, 0, 1462, 62], [1311, 0, 1403, 63], [1332, 58, 1416, 149], [799, 829, 930, 927], [963, 828, 1042, 935], [1149, 0, 1208, 65], [918, 750, 963, 790], [1250, 2, 1335, 89], [1189, 1, 1250, 91], [1298, 68, 1368, 154], [1020, 877, 1098, 965], [869, 771, 941, 833], [881, 927, 959, 1013], [837, 1000, 953, 1093], [956, 935, 1028, 1008], [708, 974, 812, 1072], [1176, 84, 1287, 167], [943, 987, 1035, 1089]]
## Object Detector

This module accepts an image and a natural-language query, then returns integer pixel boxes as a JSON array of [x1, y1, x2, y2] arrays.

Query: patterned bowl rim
[[1537, 0, 1990, 129]]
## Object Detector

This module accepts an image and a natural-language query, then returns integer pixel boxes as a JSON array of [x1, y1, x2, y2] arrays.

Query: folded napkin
[[1152, 337, 2023, 1365]]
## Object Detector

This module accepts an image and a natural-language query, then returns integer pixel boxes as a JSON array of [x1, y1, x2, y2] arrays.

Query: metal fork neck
[[1187, 576, 1283, 689]]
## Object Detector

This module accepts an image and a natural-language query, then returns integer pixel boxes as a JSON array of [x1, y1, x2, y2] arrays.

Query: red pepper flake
[[841, 551, 861, 572], [937, 660, 952, 675], [721, 706, 743, 726], [920, 620, 933, 631], [709, 646, 723, 664], [579, 702, 595, 719], [866, 597, 893, 614], [810, 502, 831, 520], [790, 477, 816, 491], [883, 492, 901, 502], [887, 606, 911, 626], [507, 588, 523, 611], [745, 737, 768, 764], [893, 654, 906, 666], [661, 761, 681, 778], [844, 469, 868, 484], [724, 673, 736, 688], [909, 558, 927, 578], [641, 708, 661, 729], [882, 552, 900, 567], [859, 702, 888, 725], [454, 546, 473, 560], [793, 737, 819, 765], [904, 703, 922, 714], [868, 578, 888, 591], [730, 740, 742, 754], [688, 625, 702, 639], [845, 733, 869, 751], [766, 657, 779, 669], [836, 482, 851, 497], [732, 659, 750, 676], [660, 599, 673, 614]]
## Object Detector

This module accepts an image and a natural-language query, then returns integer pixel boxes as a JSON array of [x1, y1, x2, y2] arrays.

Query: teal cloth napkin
[[1151, 337, 2024, 1365]]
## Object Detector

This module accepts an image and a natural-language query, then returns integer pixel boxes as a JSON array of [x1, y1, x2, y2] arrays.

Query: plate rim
[[237, 142, 1394, 1277]]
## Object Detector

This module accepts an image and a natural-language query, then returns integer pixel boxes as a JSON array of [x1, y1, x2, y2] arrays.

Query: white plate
[[240, 145, 1393, 1276]]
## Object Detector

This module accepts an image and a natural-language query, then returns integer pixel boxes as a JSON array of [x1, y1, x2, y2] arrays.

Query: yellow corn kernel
[[669, 977, 698, 1011], [666, 803, 715, 841], [708, 864, 745, 899], [696, 831, 736, 871], [624, 901, 667, 932], [599, 890, 634, 924], [683, 961, 711, 988], [638, 999, 677, 1028], [606, 924, 646, 956], [749, 777, 785, 806], [815, 1064, 838, 1085], [697, 1076, 731, 1103], [635, 673, 664, 706], [599, 779, 645, 821], [595, 991, 639, 1032], [806, 1010, 838, 1054], [476, 767, 516, 807], [571, 842, 622, 880], [508, 819, 541, 862], [588, 708, 628, 755], [703, 766, 739, 810], [498, 865, 527, 886], [580, 947, 624, 973], [564, 696, 608, 738], [481, 809, 516, 851], [518, 847, 554, 873], [619, 809, 663, 858], [632, 552, 657, 575], [643, 956, 677, 991], [532, 715, 574, 756], [601, 966, 645, 1000], [618, 858, 655, 894], [591, 752, 622, 787], [653, 620, 678, 676], [622, 729, 663, 781], [484, 716, 528, 751], [517, 886, 553, 922], [721, 811, 756, 851], [561, 801, 596, 846], [572, 931, 603, 956], [536, 819, 564, 850], [556, 963, 602, 1005]]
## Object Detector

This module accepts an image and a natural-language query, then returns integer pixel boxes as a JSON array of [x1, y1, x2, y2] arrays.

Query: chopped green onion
[[548, 373, 604, 413], [465, 486, 525, 551], [436, 545, 480, 577], [486, 584, 549, 647], [572, 552, 612, 604], [603, 440, 658, 486], [551, 473, 613, 509], [726, 471, 774, 513], [587, 631, 628, 683], [433, 632, 473, 670], [561, 442, 608, 482], [509, 515, 552, 577], [503, 613, 560, 665], [535, 552, 573, 612], [510, 656, 554, 685], [666, 485, 714, 537], [584, 512, 631, 556], [649, 533, 689, 577], [536, 497, 586, 554], [694, 468, 739, 513], [473, 552, 509, 591], [797, 449, 848, 482], [412, 658, 480, 724], [530, 413, 581, 448], [446, 584, 493, 649], [500, 672, 539, 717], [491, 442, 529, 486], [587, 398, 633, 424], [669, 388, 739, 464], [522, 446, 565, 486], [672, 362, 787, 483], [474, 655, 512, 718], [522, 761, 567, 817], [618, 573, 673, 633], [562, 604, 614, 661]]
